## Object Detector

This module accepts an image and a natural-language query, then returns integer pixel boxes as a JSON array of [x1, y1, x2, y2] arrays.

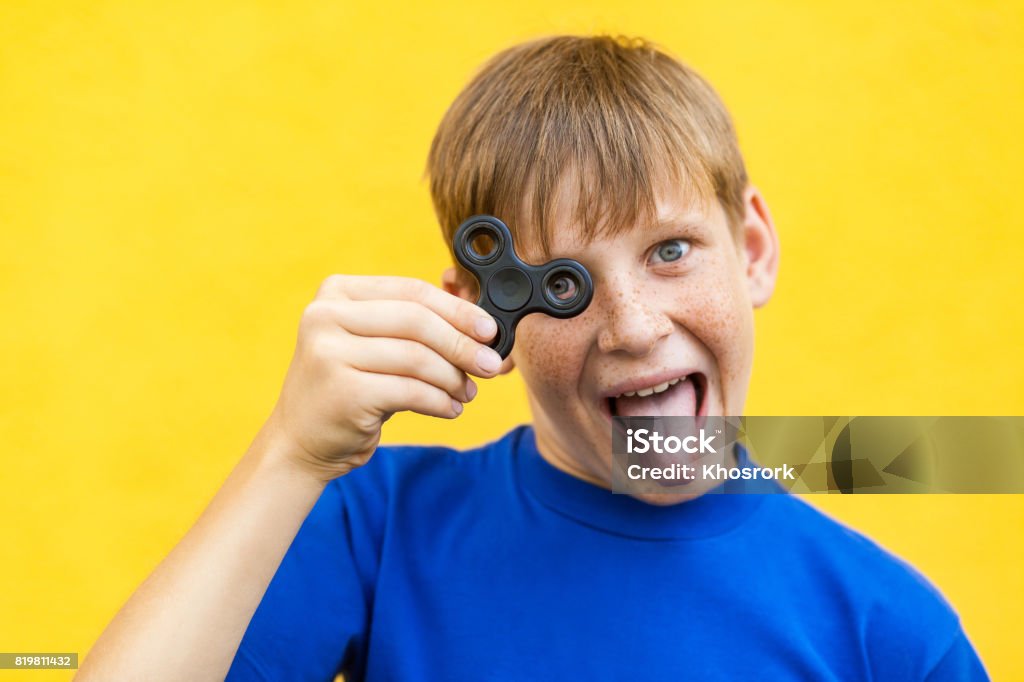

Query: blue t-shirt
[[226, 425, 989, 681]]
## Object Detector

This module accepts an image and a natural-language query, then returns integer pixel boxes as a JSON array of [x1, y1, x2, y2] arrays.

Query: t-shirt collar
[[514, 424, 775, 541]]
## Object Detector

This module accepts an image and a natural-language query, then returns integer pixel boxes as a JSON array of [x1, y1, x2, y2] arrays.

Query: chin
[[630, 491, 704, 506]]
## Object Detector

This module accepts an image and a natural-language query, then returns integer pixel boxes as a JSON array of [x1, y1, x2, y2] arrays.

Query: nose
[[595, 277, 674, 356]]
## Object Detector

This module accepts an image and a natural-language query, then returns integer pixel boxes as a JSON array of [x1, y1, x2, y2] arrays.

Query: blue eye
[[650, 239, 691, 264]]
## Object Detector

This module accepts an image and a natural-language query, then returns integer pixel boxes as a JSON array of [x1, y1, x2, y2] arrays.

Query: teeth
[[615, 375, 687, 400]]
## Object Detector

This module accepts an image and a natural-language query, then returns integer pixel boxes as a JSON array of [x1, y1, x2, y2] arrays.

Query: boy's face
[[444, 178, 779, 506]]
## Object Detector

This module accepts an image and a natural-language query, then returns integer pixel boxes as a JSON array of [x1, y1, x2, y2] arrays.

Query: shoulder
[[768, 495, 946, 597], [326, 424, 528, 512], [758, 494, 978, 679]]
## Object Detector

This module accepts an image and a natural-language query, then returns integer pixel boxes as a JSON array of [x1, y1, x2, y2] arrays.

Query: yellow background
[[2, 1, 1022, 679]]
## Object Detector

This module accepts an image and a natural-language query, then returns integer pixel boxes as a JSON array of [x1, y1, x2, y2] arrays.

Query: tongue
[[614, 377, 697, 418]]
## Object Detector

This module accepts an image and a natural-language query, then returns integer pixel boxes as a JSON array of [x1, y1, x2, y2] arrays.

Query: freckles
[[672, 275, 752, 372], [516, 321, 582, 401], [674, 278, 736, 332]]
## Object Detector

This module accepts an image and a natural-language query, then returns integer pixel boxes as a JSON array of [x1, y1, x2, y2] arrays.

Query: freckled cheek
[[512, 316, 590, 403], [668, 270, 755, 386]]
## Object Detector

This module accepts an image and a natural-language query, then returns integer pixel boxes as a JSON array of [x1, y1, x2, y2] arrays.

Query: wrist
[[248, 416, 335, 493]]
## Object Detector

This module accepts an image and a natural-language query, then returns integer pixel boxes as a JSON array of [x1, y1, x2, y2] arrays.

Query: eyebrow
[[651, 216, 709, 235], [548, 215, 710, 260]]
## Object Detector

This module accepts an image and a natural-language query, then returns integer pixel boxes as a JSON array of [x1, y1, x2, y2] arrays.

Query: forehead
[[513, 177, 719, 264]]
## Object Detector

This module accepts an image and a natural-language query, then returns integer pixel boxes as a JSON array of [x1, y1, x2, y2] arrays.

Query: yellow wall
[[1, 1, 1021, 679]]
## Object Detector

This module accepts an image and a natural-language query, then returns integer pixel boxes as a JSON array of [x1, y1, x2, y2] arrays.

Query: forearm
[[77, 421, 329, 681]]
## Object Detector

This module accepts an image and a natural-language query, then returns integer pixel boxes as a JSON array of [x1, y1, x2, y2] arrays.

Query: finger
[[332, 299, 503, 378], [363, 372, 465, 420], [319, 274, 498, 344], [344, 335, 474, 402]]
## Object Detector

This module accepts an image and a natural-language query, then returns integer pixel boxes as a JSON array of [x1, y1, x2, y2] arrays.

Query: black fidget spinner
[[453, 215, 593, 358]]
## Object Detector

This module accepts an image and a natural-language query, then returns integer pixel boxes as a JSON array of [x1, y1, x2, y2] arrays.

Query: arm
[[76, 420, 327, 681], [77, 274, 501, 681]]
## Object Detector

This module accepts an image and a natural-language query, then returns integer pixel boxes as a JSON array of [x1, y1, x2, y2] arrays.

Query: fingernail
[[465, 377, 478, 401], [475, 317, 497, 340], [476, 347, 502, 373], [451, 399, 463, 415]]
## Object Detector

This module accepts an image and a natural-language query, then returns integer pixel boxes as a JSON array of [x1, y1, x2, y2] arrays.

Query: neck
[[529, 404, 742, 504]]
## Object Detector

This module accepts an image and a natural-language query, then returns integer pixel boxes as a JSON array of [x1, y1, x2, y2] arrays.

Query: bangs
[[496, 135, 714, 262], [428, 35, 746, 265]]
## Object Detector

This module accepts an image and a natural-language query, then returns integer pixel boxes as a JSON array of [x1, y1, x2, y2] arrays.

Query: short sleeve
[[225, 479, 377, 681], [924, 628, 990, 682]]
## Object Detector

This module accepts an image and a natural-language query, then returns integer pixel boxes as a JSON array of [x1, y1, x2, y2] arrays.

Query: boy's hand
[[264, 274, 501, 482]]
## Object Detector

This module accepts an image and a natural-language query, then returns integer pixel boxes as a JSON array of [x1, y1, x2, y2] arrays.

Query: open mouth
[[601, 372, 708, 423]]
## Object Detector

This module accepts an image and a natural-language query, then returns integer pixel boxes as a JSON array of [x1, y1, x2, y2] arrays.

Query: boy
[[78, 35, 988, 680]]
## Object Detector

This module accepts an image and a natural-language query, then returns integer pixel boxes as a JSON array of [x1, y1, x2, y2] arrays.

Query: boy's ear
[[441, 266, 516, 375], [739, 185, 780, 308], [441, 265, 471, 300]]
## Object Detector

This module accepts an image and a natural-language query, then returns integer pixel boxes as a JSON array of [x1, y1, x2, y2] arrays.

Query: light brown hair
[[426, 34, 748, 271]]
